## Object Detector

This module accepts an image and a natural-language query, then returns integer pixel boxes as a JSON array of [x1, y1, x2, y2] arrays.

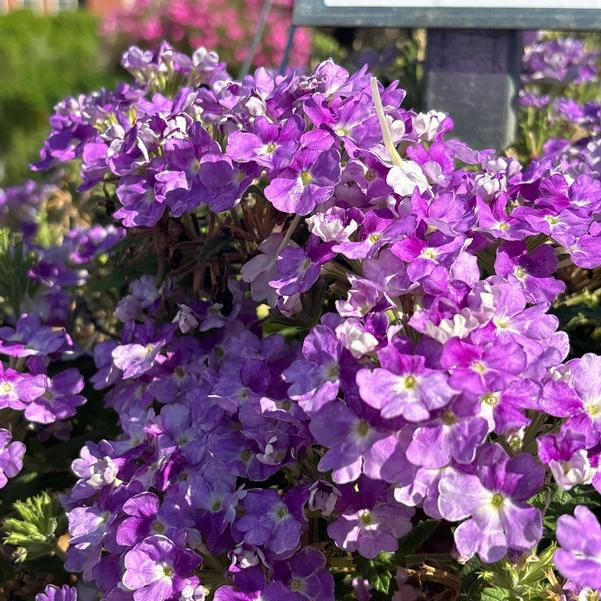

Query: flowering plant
[[2, 38, 601, 600]]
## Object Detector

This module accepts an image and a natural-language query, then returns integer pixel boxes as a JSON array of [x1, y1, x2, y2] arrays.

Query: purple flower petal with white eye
[[438, 444, 543, 563], [265, 148, 341, 215], [357, 352, 455, 421], [122, 535, 201, 601]]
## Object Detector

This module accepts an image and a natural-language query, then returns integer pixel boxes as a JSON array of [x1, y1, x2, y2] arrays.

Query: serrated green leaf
[[481, 587, 511, 601], [2, 492, 66, 562], [356, 552, 396, 595], [396, 519, 440, 561]]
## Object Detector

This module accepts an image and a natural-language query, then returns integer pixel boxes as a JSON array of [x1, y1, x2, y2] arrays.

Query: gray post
[[423, 29, 523, 151]]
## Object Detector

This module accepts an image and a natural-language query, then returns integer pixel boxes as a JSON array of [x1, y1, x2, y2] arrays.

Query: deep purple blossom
[[282, 324, 343, 414], [328, 479, 413, 558], [233, 489, 303, 558]]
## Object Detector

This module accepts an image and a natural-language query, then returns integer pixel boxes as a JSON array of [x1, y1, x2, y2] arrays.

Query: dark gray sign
[[293, 0, 601, 30], [424, 29, 521, 150], [293, 0, 601, 149]]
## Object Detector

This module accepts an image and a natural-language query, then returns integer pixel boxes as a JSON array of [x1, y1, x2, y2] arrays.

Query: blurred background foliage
[[0, 10, 114, 185]]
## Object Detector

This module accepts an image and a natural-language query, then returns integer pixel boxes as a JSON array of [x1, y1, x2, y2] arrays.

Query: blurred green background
[[0, 10, 114, 185]]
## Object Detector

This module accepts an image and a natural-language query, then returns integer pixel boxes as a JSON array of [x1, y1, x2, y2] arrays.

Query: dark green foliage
[[0, 10, 114, 184]]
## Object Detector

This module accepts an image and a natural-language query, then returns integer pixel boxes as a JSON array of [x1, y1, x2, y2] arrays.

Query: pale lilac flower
[[122, 535, 201, 601], [357, 348, 455, 421], [438, 444, 544, 563], [555, 506, 601, 590]]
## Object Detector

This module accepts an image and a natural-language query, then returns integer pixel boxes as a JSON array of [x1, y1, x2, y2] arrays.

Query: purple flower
[[272, 547, 335, 600], [494, 241, 565, 303], [440, 336, 526, 396], [117, 492, 178, 547], [114, 173, 167, 228], [112, 338, 167, 379], [406, 402, 489, 469], [0, 363, 25, 410], [269, 246, 322, 297], [333, 211, 416, 261], [69, 440, 122, 501], [537, 431, 595, 490], [357, 346, 455, 421], [283, 324, 343, 414], [122, 535, 201, 601], [0, 428, 25, 489], [541, 353, 601, 446], [328, 479, 413, 558], [0, 314, 71, 358], [555, 506, 601, 590], [65, 505, 112, 579], [233, 489, 303, 558], [188, 154, 258, 214], [265, 147, 341, 216], [17, 368, 85, 424], [438, 444, 544, 563], [35, 585, 78, 601], [309, 401, 408, 484], [226, 116, 303, 170]]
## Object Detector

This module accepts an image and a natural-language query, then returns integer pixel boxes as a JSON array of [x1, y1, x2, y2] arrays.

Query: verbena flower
[[555, 506, 601, 590]]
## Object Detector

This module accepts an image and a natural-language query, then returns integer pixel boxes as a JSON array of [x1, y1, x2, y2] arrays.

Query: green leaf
[[2, 492, 67, 562], [481, 587, 511, 601], [544, 485, 601, 531], [356, 551, 396, 595], [457, 557, 486, 601], [396, 519, 440, 561]]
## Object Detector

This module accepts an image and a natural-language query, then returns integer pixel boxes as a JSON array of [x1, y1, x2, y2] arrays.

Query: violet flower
[[35, 585, 78, 601], [438, 444, 544, 563], [122, 535, 201, 601], [555, 506, 601, 590], [0, 428, 25, 489]]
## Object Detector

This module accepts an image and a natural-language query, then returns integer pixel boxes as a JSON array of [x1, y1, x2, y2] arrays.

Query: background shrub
[[0, 10, 113, 185]]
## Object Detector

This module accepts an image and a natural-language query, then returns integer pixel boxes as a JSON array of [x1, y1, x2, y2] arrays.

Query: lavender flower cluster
[[520, 31, 601, 172], [15, 41, 601, 600], [0, 180, 121, 492]]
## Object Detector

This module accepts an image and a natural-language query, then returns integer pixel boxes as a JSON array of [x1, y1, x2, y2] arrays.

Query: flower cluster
[[0, 179, 121, 493], [26, 41, 601, 600], [102, 0, 312, 71], [519, 31, 601, 172]]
